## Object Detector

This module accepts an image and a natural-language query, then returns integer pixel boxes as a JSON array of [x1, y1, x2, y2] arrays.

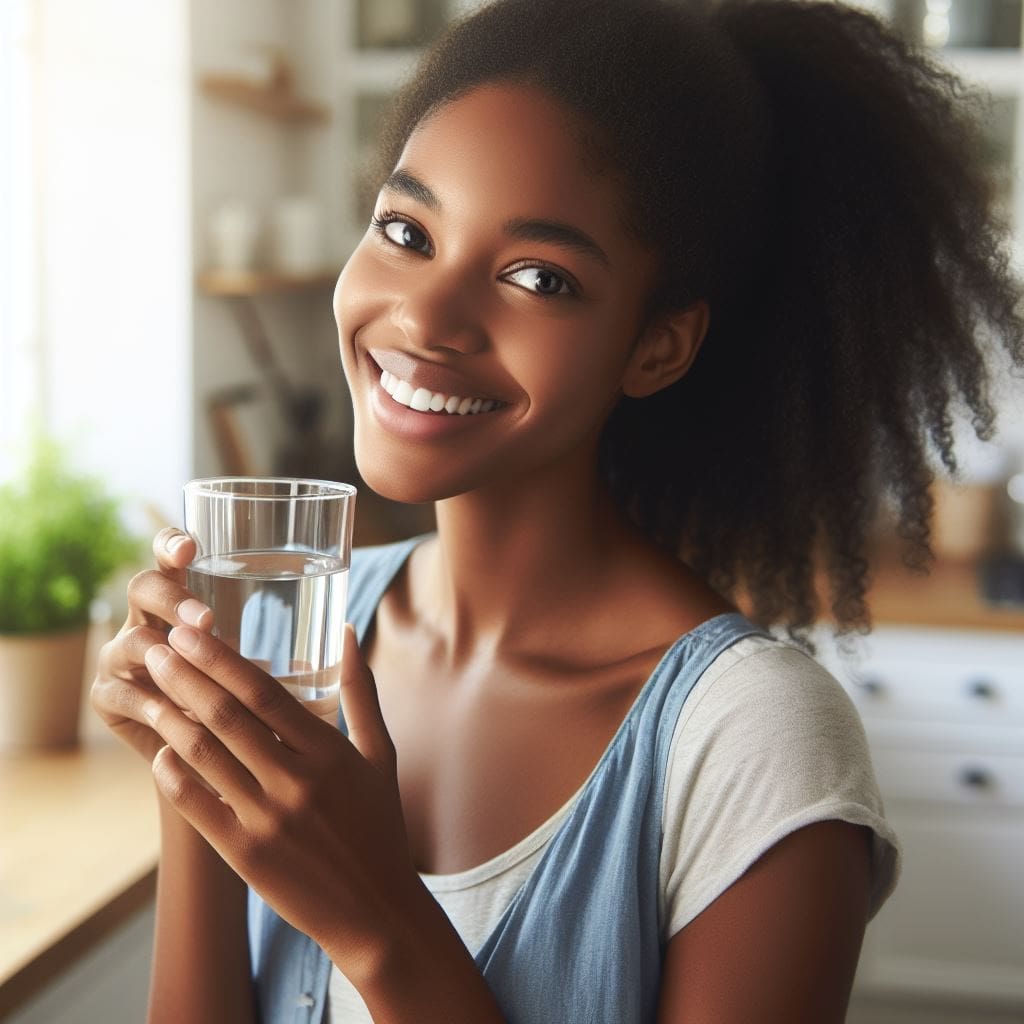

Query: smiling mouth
[[378, 368, 505, 416]]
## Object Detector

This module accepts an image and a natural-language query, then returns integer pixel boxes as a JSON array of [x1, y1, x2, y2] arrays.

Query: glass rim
[[183, 476, 358, 501]]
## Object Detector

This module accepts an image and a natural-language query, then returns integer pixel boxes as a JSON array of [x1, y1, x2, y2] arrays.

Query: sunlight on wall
[[0, 2, 35, 467], [0, 0, 191, 530]]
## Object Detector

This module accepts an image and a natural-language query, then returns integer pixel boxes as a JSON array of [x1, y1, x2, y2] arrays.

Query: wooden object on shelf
[[196, 268, 338, 297], [197, 280, 340, 478], [199, 74, 329, 123]]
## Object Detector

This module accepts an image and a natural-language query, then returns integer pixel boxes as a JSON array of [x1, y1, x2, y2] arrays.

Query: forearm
[[147, 789, 256, 1024], [337, 880, 507, 1024]]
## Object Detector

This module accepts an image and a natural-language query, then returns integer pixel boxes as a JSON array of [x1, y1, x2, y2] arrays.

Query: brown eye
[[372, 214, 432, 255], [387, 221, 422, 248], [505, 266, 572, 297]]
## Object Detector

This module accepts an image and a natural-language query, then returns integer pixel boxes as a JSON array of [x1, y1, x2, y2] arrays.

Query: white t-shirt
[[327, 634, 901, 1020]]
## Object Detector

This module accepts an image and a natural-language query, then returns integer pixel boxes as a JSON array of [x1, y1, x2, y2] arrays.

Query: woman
[[92, 1, 1022, 1021]]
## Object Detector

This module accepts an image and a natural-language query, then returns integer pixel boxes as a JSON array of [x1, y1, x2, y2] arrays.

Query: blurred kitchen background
[[1, 1, 1023, 1022]]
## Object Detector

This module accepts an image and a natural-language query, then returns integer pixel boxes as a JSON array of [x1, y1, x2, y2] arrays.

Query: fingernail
[[167, 533, 190, 555], [169, 625, 200, 654], [145, 644, 172, 676], [176, 598, 211, 628]]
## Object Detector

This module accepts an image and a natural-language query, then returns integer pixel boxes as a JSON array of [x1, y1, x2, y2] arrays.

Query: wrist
[[327, 873, 437, 988], [327, 877, 506, 1024]]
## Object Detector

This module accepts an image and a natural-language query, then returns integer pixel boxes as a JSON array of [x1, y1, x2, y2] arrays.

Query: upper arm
[[656, 820, 873, 1024]]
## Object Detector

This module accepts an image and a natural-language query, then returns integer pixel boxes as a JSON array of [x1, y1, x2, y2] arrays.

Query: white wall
[[32, 0, 191, 529]]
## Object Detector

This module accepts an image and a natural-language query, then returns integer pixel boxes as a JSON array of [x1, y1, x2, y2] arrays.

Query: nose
[[390, 268, 488, 356]]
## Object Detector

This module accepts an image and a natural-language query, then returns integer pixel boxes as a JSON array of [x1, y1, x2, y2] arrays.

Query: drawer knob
[[966, 679, 997, 701], [958, 766, 994, 790]]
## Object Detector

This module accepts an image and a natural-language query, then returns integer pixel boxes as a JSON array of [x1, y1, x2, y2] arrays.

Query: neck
[[420, 456, 635, 663]]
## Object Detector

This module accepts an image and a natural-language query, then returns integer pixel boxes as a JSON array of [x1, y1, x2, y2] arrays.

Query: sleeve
[[658, 636, 901, 942]]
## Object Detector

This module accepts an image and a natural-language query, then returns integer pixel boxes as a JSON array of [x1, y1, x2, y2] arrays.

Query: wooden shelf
[[196, 269, 338, 297], [199, 74, 329, 123]]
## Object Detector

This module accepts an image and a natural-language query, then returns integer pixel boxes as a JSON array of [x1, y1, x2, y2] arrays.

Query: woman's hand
[[90, 527, 215, 763], [138, 621, 421, 976]]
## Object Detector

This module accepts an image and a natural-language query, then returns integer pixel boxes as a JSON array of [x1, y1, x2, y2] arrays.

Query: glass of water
[[182, 477, 357, 722]]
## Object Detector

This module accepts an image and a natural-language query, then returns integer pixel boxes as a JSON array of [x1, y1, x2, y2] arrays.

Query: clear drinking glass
[[183, 477, 357, 722]]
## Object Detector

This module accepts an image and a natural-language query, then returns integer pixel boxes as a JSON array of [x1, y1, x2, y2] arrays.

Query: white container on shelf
[[208, 198, 260, 273], [269, 195, 324, 276]]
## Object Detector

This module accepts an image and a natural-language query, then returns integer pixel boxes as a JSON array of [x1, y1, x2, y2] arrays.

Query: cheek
[[333, 244, 385, 346], [510, 324, 634, 429]]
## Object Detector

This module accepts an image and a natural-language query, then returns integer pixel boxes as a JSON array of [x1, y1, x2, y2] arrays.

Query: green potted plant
[[0, 436, 139, 750]]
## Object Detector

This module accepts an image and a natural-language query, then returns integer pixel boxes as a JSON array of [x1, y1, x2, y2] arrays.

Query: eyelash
[[369, 208, 578, 300]]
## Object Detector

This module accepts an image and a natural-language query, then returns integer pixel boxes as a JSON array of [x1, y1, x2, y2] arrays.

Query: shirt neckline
[[354, 532, 756, 874]]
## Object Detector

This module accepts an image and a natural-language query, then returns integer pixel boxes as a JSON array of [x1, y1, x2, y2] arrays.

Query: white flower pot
[[0, 626, 89, 751]]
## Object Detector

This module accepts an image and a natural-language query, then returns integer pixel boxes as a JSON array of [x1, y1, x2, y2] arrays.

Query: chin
[[354, 446, 464, 506]]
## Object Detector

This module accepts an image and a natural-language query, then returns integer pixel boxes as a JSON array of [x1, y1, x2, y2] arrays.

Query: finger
[[141, 664, 262, 805], [126, 568, 214, 633], [90, 660, 167, 733], [164, 627, 318, 753], [151, 744, 241, 839], [145, 643, 292, 780], [93, 623, 181, 722], [338, 624, 396, 775], [152, 527, 196, 576], [100, 623, 178, 678]]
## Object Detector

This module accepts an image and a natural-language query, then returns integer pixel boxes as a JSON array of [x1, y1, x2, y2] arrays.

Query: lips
[[367, 347, 505, 416], [379, 368, 501, 415]]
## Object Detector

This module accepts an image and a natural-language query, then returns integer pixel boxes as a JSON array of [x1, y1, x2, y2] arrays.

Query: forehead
[[396, 83, 636, 250]]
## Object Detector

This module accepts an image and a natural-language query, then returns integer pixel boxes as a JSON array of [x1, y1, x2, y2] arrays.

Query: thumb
[[153, 527, 196, 583], [338, 623, 395, 775]]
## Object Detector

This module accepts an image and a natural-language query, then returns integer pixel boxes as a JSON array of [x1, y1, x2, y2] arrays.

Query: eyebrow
[[381, 169, 611, 268], [502, 217, 610, 268], [382, 169, 440, 211]]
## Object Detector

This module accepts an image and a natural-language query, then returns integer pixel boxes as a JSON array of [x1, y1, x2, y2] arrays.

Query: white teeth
[[378, 367, 500, 416], [392, 380, 414, 406], [410, 387, 433, 412]]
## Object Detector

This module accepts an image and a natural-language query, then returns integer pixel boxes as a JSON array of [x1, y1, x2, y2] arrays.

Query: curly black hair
[[369, 0, 1024, 639]]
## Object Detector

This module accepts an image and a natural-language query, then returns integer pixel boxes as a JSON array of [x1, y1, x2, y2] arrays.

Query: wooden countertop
[[860, 551, 1024, 633], [0, 734, 160, 1018]]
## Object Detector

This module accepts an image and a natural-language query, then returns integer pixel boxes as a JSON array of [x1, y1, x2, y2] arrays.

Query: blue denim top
[[247, 535, 768, 1023]]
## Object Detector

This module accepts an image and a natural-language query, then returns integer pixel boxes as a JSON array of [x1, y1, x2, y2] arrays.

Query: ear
[[622, 300, 710, 399]]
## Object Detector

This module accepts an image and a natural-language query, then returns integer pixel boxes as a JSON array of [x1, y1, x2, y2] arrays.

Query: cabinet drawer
[[871, 748, 1024, 808], [855, 804, 1024, 1003], [814, 627, 1024, 725]]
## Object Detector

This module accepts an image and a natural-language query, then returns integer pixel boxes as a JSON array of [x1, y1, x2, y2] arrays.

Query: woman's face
[[335, 82, 659, 504]]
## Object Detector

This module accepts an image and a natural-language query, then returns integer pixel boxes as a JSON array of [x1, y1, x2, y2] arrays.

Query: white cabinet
[[815, 626, 1024, 1021]]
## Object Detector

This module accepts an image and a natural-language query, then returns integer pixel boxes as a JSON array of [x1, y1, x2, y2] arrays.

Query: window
[[0, 0, 192, 527]]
